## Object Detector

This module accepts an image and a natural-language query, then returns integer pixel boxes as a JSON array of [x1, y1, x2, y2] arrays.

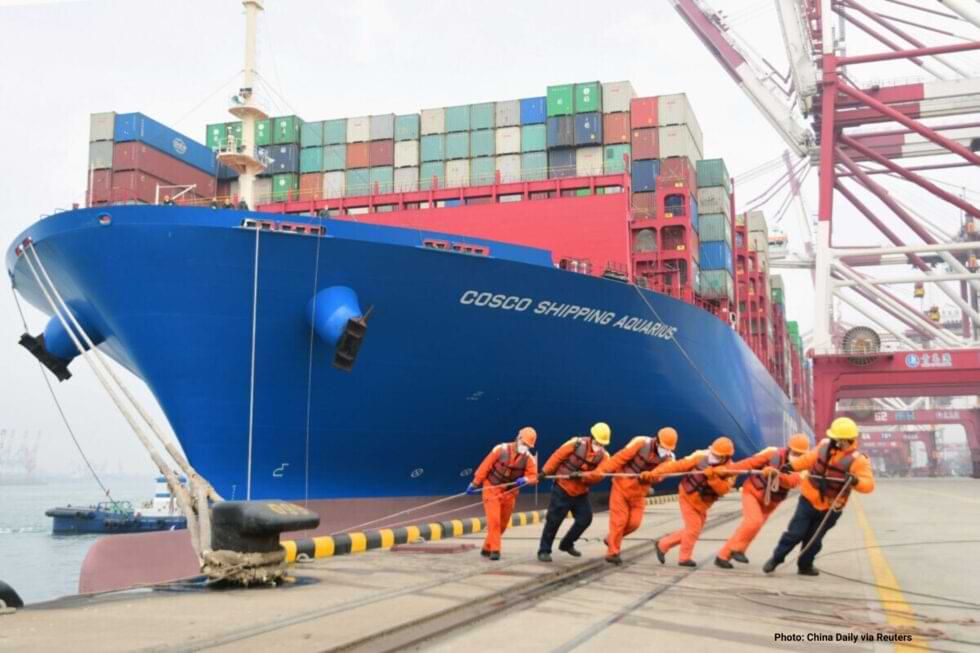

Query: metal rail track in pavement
[[327, 508, 743, 653]]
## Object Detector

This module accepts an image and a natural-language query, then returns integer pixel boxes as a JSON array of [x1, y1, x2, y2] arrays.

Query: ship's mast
[[218, 0, 268, 209]]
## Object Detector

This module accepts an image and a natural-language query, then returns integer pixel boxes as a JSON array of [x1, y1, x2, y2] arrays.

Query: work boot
[[559, 544, 582, 557], [655, 542, 666, 565], [678, 559, 697, 568], [714, 556, 734, 569], [489, 551, 500, 561], [797, 567, 819, 577], [537, 552, 552, 563], [730, 551, 749, 564], [763, 558, 779, 574], [480, 549, 491, 558], [605, 555, 623, 566]]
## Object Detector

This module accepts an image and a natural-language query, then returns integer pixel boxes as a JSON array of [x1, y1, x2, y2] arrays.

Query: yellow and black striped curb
[[281, 508, 548, 563], [646, 493, 679, 506]]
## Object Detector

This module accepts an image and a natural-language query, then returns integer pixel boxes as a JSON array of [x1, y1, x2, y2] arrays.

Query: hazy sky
[[0, 0, 976, 477]]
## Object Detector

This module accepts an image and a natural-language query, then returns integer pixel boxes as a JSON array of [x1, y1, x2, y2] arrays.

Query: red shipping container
[[108, 170, 171, 204], [603, 113, 630, 145], [87, 169, 113, 205], [368, 139, 394, 166], [631, 191, 657, 217], [217, 180, 232, 198], [112, 142, 216, 197], [300, 173, 322, 200], [347, 142, 370, 169], [660, 157, 696, 186], [631, 128, 659, 160], [631, 97, 658, 127]]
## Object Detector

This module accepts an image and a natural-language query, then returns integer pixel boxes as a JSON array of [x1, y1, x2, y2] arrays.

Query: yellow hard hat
[[590, 422, 611, 446], [826, 417, 859, 441]]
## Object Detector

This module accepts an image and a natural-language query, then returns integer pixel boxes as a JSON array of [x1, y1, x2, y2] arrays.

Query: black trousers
[[538, 485, 593, 553], [771, 495, 843, 569]]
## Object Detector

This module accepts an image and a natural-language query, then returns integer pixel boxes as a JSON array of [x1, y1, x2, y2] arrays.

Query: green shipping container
[[787, 321, 800, 337], [772, 287, 785, 304], [575, 82, 602, 113], [698, 213, 732, 243], [470, 103, 495, 130], [445, 105, 470, 133], [272, 173, 299, 202], [369, 166, 394, 193], [547, 84, 574, 117], [272, 115, 303, 145], [420, 134, 446, 162], [521, 124, 546, 152], [446, 132, 470, 160], [575, 188, 593, 197], [346, 168, 370, 195], [206, 123, 227, 149], [323, 119, 347, 145], [255, 119, 271, 146], [522, 152, 548, 180], [696, 158, 731, 193], [603, 144, 631, 174], [300, 147, 323, 173], [300, 121, 324, 148], [470, 157, 496, 185], [700, 270, 735, 302], [323, 144, 346, 171], [419, 161, 445, 190], [470, 130, 495, 158], [394, 114, 420, 141]]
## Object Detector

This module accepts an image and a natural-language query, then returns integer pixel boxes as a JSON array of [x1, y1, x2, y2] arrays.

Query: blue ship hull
[[8, 207, 811, 511], [45, 507, 186, 534]]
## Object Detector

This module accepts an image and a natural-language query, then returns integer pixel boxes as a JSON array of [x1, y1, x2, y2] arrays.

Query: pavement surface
[[1, 477, 977, 652]]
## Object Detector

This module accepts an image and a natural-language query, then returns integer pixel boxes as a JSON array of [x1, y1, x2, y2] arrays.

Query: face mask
[[788, 452, 801, 462], [657, 446, 673, 459], [517, 443, 530, 455], [707, 453, 721, 465]]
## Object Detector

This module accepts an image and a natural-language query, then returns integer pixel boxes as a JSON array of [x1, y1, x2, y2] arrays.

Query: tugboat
[[45, 476, 187, 534]]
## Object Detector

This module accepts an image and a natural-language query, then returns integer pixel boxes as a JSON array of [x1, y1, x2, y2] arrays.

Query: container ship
[[7, 5, 813, 532]]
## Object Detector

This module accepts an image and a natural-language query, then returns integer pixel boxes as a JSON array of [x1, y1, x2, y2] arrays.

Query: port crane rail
[[672, 0, 980, 469]]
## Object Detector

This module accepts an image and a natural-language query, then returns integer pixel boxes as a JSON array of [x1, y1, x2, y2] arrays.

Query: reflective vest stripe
[[625, 437, 668, 474], [556, 437, 604, 476], [488, 443, 528, 485]]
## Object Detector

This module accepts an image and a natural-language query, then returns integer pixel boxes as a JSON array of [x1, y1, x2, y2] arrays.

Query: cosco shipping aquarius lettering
[[6, 2, 813, 590]]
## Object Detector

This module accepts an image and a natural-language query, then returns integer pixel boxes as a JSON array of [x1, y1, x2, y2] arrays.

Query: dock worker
[[764, 417, 875, 576], [656, 436, 776, 567], [467, 427, 539, 561], [598, 427, 703, 566], [537, 422, 611, 562], [714, 434, 810, 569]]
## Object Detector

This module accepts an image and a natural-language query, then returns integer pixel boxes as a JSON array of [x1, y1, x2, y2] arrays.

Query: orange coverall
[[659, 449, 774, 562], [599, 438, 700, 557], [718, 449, 800, 561], [472, 443, 539, 553]]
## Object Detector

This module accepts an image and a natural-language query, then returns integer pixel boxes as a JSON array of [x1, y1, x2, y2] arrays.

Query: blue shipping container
[[520, 97, 547, 124], [574, 112, 603, 145], [113, 112, 216, 174], [699, 241, 733, 274], [548, 149, 576, 178], [632, 159, 660, 193], [690, 195, 700, 232], [546, 116, 574, 149], [217, 164, 238, 181], [263, 144, 300, 174]]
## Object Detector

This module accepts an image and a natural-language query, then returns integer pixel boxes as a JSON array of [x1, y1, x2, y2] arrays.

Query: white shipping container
[[322, 171, 346, 198], [394, 140, 419, 168], [576, 146, 603, 176], [748, 210, 768, 234], [347, 116, 370, 143], [88, 140, 113, 169], [658, 124, 703, 162], [446, 159, 470, 188], [394, 167, 419, 192], [601, 81, 636, 114], [495, 100, 521, 127], [697, 186, 731, 218], [369, 114, 395, 140], [658, 93, 704, 154], [495, 127, 521, 155], [748, 231, 769, 254], [90, 112, 115, 142], [254, 177, 273, 203], [495, 154, 521, 183], [420, 108, 446, 135]]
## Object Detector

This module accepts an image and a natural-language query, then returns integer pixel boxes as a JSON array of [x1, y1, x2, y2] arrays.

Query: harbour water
[[0, 476, 155, 604]]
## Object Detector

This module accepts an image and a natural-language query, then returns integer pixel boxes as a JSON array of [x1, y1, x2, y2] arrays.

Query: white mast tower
[[218, 0, 268, 208]]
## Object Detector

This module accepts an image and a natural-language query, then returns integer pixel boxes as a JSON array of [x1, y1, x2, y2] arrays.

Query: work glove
[[514, 477, 528, 488], [846, 473, 859, 487], [762, 466, 779, 478], [568, 471, 584, 480], [704, 467, 718, 479], [640, 471, 660, 484], [466, 483, 481, 495]]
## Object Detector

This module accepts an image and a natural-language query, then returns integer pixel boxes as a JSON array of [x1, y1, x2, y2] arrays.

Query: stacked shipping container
[[696, 158, 734, 304]]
